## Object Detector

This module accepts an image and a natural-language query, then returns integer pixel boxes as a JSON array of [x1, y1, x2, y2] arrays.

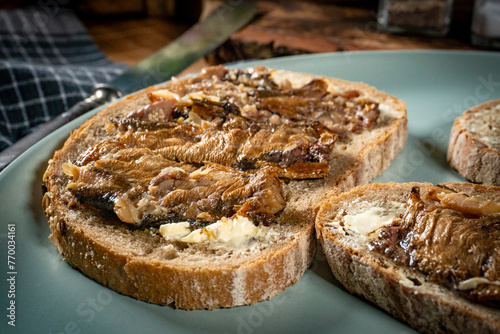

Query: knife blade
[[0, 0, 257, 172]]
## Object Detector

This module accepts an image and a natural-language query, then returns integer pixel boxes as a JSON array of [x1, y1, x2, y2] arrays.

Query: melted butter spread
[[368, 186, 500, 307], [160, 215, 258, 248], [344, 206, 402, 236], [159, 221, 190, 240]]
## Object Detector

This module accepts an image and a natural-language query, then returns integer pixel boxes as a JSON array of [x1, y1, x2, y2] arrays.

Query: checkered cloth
[[0, 6, 126, 151]]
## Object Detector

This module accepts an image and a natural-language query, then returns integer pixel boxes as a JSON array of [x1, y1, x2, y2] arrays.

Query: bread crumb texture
[[448, 99, 500, 186]]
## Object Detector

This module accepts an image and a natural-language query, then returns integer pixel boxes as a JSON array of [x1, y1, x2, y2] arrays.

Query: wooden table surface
[[81, 0, 488, 75]]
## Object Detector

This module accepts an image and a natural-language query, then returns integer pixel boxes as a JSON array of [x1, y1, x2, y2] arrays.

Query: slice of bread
[[42, 66, 407, 309], [316, 182, 500, 334], [448, 99, 500, 186]]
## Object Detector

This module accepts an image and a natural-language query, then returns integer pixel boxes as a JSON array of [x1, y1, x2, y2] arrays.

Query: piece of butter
[[182, 228, 207, 243], [159, 215, 259, 248], [159, 221, 191, 240], [203, 215, 259, 248], [344, 207, 400, 235]]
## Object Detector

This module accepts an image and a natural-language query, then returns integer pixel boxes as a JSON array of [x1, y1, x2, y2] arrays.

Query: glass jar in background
[[377, 0, 454, 36], [471, 0, 500, 49]]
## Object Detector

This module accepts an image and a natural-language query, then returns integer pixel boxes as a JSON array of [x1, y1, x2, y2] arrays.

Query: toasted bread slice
[[316, 182, 500, 333], [42, 66, 407, 309], [448, 99, 500, 186]]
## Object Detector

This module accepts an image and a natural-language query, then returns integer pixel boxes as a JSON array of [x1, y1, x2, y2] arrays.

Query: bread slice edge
[[447, 99, 500, 186], [316, 182, 500, 334]]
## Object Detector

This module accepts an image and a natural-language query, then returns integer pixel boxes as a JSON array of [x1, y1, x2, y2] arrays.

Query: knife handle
[[0, 84, 122, 172]]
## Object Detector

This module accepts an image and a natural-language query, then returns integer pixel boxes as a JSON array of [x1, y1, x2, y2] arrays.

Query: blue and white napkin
[[0, 6, 126, 151]]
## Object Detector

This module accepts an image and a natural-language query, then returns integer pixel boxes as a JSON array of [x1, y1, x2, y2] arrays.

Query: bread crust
[[43, 67, 407, 309], [448, 99, 500, 186], [316, 182, 500, 334]]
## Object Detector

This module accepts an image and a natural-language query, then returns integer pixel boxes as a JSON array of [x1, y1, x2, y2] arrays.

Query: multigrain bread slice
[[316, 182, 500, 334], [42, 66, 407, 309], [448, 99, 500, 186]]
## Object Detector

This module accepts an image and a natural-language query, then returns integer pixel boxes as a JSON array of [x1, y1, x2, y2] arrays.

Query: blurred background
[[0, 0, 497, 155], [0, 0, 491, 70]]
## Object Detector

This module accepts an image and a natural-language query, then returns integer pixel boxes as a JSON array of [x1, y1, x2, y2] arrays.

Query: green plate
[[2, 50, 499, 334]]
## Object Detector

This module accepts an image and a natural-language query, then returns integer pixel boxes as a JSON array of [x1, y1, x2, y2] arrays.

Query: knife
[[0, 0, 257, 171]]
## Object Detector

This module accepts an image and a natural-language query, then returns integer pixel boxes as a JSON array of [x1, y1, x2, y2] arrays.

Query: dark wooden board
[[204, 0, 478, 65]]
